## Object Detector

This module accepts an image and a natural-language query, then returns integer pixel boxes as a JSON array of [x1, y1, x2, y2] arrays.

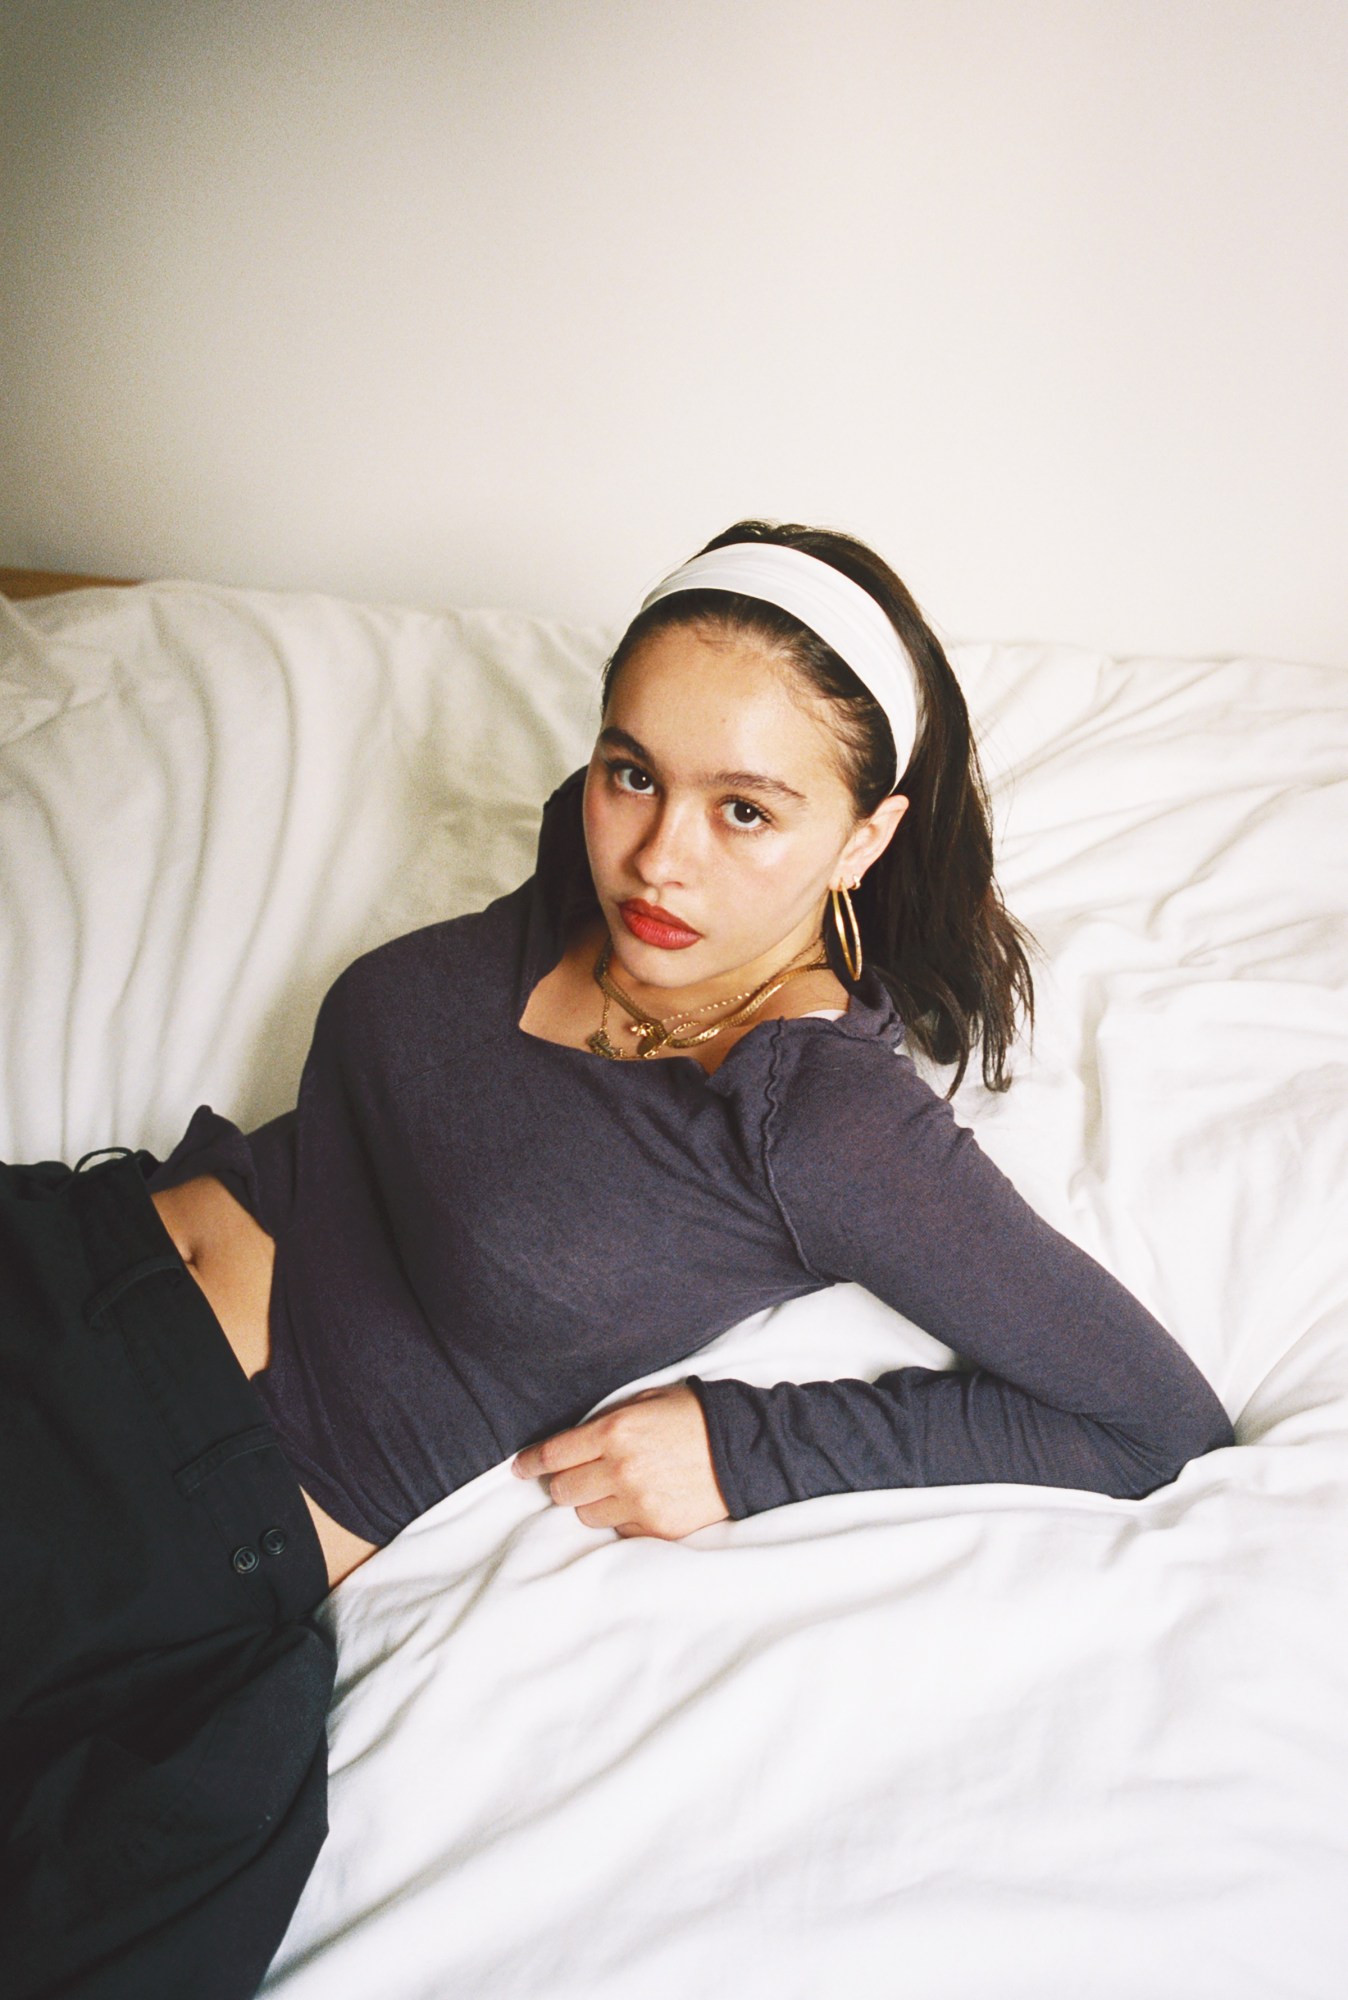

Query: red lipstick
[[619, 899, 702, 950]]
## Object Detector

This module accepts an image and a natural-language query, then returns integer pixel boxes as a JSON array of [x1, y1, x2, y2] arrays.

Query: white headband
[[638, 542, 920, 789]]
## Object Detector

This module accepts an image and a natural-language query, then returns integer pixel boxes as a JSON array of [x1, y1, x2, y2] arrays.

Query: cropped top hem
[[261, 1421, 384, 1544]]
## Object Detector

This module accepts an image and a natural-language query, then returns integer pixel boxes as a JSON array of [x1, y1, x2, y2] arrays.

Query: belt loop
[[66, 1148, 170, 1291], [72, 1145, 135, 1176]]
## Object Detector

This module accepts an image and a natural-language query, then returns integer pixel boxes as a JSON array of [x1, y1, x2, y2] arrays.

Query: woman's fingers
[[574, 1495, 633, 1530], [545, 1460, 616, 1509], [511, 1421, 604, 1481]]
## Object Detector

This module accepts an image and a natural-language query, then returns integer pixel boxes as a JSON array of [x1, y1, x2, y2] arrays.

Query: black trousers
[[0, 1149, 336, 2000]]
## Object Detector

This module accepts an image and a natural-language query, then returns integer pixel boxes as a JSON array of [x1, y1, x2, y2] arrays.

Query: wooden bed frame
[[0, 567, 139, 599]]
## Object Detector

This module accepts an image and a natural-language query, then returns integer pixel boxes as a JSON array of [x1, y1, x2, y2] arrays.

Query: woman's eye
[[610, 762, 652, 794], [722, 799, 770, 832]]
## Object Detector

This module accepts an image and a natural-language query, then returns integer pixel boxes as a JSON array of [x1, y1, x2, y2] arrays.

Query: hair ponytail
[[853, 607, 1035, 1095], [601, 519, 1034, 1094]]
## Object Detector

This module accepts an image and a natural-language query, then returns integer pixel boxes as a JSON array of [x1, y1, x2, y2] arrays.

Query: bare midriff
[[149, 1175, 379, 1592]]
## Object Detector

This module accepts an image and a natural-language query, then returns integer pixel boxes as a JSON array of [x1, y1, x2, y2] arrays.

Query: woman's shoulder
[[766, 967, 911, 1083], [760, 999, 967, 1170], [317, 881, 531, 1030], [770, 1014, 929, 1108]]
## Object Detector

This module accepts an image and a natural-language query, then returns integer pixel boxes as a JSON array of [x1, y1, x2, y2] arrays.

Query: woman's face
[[583, 620, 907, 1000]]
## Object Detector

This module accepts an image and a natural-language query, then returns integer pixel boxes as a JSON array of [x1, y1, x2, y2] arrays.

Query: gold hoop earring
[[829, 879, 863, 982]]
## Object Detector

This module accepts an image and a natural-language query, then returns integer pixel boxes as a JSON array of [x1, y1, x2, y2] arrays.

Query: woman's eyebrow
[[597, 726, 808, 804]]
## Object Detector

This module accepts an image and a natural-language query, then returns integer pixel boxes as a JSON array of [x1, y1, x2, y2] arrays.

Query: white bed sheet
[[3, 583, 1346, 1998]]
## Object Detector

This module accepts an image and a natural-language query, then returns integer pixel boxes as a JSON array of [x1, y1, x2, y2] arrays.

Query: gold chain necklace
[[587, 935, 830, 1060], [594, 933, 825, 1038]]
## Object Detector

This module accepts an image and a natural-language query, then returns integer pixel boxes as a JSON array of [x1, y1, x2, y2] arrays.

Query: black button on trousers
[[0, 1150, 336, 2000]]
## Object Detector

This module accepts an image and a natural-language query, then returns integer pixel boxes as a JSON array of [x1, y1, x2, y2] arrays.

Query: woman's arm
[[686, 1038, 1234, 1521]]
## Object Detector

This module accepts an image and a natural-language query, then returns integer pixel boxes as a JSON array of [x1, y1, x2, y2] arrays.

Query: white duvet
[[3, 583, 1346, 2000]]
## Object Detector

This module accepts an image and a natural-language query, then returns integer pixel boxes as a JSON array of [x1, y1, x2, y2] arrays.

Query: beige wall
[[2, 0, 1344, 664]]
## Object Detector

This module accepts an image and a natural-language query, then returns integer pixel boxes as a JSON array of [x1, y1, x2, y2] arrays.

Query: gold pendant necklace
[[586, 935, 829, 1061]]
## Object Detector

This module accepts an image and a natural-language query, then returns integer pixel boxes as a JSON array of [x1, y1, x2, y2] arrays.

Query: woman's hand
[[511, 1384, 730, 1539]]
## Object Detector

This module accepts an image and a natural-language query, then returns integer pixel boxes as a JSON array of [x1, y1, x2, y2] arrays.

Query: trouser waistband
[[60, 1147, 330, 1623]]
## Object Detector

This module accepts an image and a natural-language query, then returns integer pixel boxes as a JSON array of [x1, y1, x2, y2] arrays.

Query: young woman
[[2, 521, 1234, 1999]]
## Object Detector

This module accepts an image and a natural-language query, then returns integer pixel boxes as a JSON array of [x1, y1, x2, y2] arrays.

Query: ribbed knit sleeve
[[687, 1037, 1233, 1519]]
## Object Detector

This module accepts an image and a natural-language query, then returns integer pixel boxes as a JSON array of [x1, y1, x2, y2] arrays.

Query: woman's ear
[[841, 793, 908, 883]]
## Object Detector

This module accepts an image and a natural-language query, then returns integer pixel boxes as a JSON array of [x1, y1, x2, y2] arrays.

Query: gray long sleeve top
[[148, 766, 1234, 1543]]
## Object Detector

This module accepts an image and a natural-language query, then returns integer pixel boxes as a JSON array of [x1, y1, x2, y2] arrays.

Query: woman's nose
[[633, 800, 700, 885]]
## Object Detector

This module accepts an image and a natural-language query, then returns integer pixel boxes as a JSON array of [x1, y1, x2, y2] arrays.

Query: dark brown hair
[[593, 519, 1035, 1094]]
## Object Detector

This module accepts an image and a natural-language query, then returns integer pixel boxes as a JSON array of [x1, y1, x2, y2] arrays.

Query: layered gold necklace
[[586, 934, 830, 1060]]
